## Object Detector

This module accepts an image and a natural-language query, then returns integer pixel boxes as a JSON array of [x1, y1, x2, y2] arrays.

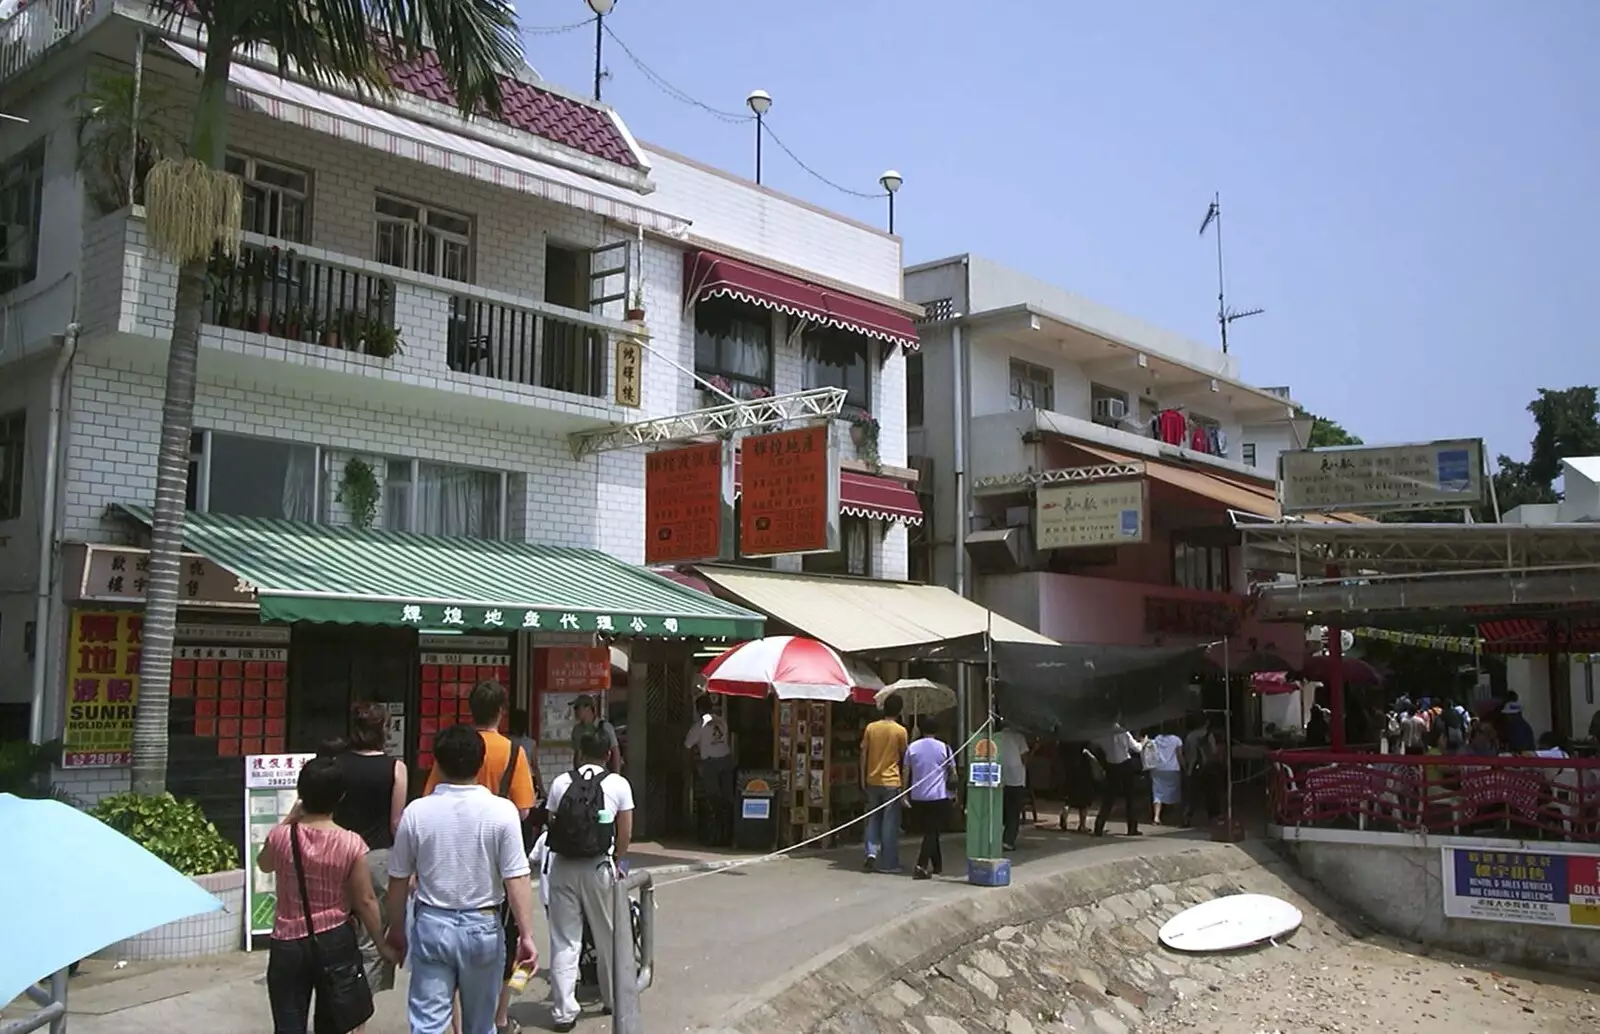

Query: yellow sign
[[614, 338, 643, 408], [64, 609, 143, 768], [1036, 479, 1147, 550]]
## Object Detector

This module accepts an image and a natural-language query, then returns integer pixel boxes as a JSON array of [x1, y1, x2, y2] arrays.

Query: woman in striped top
[[259, 756, 399, 1034]]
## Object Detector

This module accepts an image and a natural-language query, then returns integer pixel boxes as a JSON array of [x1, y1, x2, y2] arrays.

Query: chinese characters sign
[[394, 604, 691, 637], [64, 609, 142, 768], [1278, 439, 1485, 514], [740, 425, 838, 557], [244, 753, 315, 938], [1442, 848, 1600, 928], [71, 545, 259, 606], [173, 644, 289, 757], [645, 442, 729, 565], [614, 338, 643, 408], [1144, 595, 1243, 637], [1035, 480, 1147, 550], [418, 652, 511, 771], [534, 646, 612, 692]]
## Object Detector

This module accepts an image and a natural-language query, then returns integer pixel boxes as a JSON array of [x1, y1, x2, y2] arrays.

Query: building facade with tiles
[[0, 2, 921, 823], [904, 253, 1353, 665]]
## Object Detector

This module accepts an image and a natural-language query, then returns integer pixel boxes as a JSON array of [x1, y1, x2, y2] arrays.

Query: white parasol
[[876, 677, 957, 717]]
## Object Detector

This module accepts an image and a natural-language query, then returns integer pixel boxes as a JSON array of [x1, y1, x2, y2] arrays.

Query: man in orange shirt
[[423, 680, 535, 1034], [860, 693, 909, 873]]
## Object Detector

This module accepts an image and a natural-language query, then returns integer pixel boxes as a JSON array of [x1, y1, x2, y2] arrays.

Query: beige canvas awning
[[693, 566, 1056, 655]]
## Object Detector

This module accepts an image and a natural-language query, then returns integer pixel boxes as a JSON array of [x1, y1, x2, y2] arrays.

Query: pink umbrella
[[1250, 671, 1298, 695], [702, 635, 876, 703]]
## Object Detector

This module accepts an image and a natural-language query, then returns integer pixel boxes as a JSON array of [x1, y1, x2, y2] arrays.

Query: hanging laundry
[[1189, 424, 1210, 453], [1215, 429, 1228, 456], [1157, 409, 1187, 445]]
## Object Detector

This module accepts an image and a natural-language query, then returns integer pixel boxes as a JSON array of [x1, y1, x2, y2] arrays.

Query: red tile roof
[[386, 51, 639, 168]]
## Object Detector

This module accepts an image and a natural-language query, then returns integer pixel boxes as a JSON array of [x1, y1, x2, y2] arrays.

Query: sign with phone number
[[1441, 847, 1600, 928]]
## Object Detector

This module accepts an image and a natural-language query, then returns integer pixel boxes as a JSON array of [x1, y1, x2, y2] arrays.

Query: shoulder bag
[[290, 824, 375, 1033]]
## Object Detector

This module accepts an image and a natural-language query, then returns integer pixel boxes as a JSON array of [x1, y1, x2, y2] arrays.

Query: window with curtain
[[204, 432, 318, 521], [801, 517, 871, 577], [415, 462, 501, 538], [802, 325, 870, 411], [1173, 541, 1229, 593], [694, 296, 773, 399]]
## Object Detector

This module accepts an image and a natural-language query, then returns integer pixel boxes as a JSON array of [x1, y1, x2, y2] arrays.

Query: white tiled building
[[0, 2, 920, 800]]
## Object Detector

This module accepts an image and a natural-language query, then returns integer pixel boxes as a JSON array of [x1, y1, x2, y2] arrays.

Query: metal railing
[[203, 245, 400, 357], [1268, 750, 1600, 843], [0, 0, 93, 81], [447, 296, 606, 398], [610, 866, 655, 1034], [0, 967, 68, 1034]]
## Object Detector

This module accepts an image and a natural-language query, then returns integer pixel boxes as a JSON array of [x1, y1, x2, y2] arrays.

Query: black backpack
[[547, 768, 613, 859]]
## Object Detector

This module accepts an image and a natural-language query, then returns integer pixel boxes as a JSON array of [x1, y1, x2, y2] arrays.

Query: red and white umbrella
[[702, 635, 878, 703]]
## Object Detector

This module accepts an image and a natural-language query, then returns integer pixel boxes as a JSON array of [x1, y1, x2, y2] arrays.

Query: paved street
[[7, 825, 1206, 1034]]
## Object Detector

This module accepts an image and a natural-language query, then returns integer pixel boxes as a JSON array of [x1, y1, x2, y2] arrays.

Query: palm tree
[[129, 0, 523, 794]]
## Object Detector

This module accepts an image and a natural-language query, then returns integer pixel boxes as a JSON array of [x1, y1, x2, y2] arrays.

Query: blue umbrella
[[0, 793, 225, 1005]]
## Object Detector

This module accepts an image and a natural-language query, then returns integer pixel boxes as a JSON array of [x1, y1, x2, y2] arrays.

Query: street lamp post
[[747, 90, 771, 184], [879, 169, 902, 233], [587, 0, 616, 102]]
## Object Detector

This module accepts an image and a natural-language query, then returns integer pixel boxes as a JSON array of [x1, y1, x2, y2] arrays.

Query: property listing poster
[[244, 753, 315, 942], [63, 609, 143, 767], [1441, 847, 1600, 928]]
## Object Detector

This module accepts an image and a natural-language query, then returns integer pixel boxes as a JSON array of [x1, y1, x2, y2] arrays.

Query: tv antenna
[[1198, 192, 1263, 354]]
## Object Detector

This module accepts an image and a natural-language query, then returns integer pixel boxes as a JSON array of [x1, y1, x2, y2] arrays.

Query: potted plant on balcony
[[845, 410, 881, 472], [699, 374, 733, 408], [322, 310, 354, 351], [626, 284, 646, 323], [72, 69, 178, 216], [359, 317, 404, 359]]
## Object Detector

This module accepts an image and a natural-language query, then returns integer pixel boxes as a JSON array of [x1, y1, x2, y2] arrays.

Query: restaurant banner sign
[[1441, 847, 1600, 928], [63, 609, 143, 768], [1036, 479, 1147, 550], [740, 424, 839, 557], [644, 441, 732, 565], [1278, 438, 1485, 514]]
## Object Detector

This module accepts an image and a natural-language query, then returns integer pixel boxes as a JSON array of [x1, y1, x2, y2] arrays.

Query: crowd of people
[[259, 681, 634, 1034]]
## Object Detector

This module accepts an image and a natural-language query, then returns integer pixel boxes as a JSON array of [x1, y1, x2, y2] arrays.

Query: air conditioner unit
[[1092, 396, 1127, 425]]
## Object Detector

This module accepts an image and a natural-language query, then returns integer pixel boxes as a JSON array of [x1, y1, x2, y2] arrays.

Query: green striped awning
[[115, 506, 764, 640]]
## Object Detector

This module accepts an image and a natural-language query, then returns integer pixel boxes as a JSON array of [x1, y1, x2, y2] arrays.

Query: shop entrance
[[289, 625, 417, 758]]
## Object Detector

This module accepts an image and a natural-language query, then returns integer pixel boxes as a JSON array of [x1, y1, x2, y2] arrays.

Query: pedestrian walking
[[259, 756, 398, 1034], [1093, 723, 1146, 837], [545, 728, 635, 1032], [860, 692, 909, 873], [330, 702, 408, 997], [994, 718, 1031, 851], [1145, 726, 1185, 826], [903, 715, 957, 880], [387, 724, 538, 1034], [422, 681, 537, 1034], [570, 694, 623, 773], [684, 693, 735, 846]]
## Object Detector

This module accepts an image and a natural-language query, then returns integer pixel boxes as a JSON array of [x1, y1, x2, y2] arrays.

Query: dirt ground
[[1145, 936, 1599, 1034]]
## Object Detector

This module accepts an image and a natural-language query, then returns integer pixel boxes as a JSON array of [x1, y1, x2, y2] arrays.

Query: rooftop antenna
[[1198, 192, 1263, 354]]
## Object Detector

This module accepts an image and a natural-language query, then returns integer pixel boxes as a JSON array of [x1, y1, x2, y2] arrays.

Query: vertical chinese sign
[[244, 752, 315, 943], [645, 441, 729, 565], [64, 609, 142, 767], [614, 338, 643, 408], [740, 425, 839, 557]]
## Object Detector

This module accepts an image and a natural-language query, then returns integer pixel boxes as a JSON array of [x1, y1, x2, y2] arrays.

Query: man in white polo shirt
[[684, 693, 734, 845], [387, 723, 537, 1034]]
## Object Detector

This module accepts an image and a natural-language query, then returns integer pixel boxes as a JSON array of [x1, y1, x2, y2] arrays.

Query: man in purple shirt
[[904, 716, 957, 880]]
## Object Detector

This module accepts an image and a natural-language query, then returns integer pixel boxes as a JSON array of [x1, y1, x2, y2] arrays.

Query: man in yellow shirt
[[860, 693, 909, 873]]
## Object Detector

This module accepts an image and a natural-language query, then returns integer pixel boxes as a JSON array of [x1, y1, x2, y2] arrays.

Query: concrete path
[[7, 824, 1210, 1034]]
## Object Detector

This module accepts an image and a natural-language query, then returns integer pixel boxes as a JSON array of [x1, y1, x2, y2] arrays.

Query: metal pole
[[1224, 635, 1234, 834], [754, 112, 763, 184], [593, 15, 604, 102], [887, 191, 895, 234], [1213, 192, 1228, 354], [611, 867, 654, 1034]]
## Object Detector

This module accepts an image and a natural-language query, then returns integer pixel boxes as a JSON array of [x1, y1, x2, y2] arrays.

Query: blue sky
[[520, 1, 1597, 463]]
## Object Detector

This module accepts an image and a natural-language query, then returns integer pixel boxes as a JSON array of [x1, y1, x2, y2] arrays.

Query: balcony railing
[[447, 296, 604, 398], [204, 244, 401, 357], [1268, 750, 1600, 844], [0, 0, 94, 81]]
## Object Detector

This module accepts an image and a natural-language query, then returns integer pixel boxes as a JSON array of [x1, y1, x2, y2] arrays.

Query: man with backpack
[[545, 728, 634, 1032], [422, 680, 536, 1034]]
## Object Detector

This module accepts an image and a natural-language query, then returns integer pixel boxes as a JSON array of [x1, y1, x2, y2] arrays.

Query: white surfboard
[[1158, 893, 1303, 953]]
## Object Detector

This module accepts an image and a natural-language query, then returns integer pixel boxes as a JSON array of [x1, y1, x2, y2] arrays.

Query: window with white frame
[[0, 409, 24, 520], [382, 459, 504, 538], [0, 142, 44, 294], [225, 152, 310, 243], [373, 194, 472, 282], [1009, 358, 1054, 412], [187, 430, 319, 521], [1242, 442, 1257, 467]]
